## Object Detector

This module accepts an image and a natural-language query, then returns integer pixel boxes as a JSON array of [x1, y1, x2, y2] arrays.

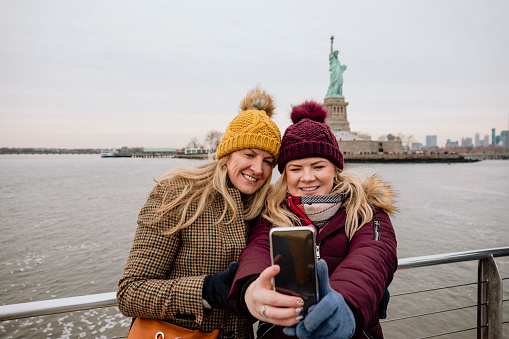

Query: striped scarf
[[287, 192, 347, 228]]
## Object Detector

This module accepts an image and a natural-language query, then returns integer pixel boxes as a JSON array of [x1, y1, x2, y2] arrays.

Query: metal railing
[[1, 247, 508, 338], [384, 247, 508, 338]]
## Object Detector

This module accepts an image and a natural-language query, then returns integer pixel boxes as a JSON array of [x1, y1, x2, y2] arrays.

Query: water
[[0, 155, 508, 338]]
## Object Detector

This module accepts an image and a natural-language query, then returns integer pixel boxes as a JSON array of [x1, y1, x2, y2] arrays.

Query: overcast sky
[[1, 0, 508, 149]]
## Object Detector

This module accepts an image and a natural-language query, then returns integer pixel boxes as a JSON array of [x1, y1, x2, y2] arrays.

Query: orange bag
[[127, 318, 220, 339]]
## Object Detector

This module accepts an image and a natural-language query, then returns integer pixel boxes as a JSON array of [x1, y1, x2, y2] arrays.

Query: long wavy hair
[[263, 167, 391, 240], [153, 154, 273, 235]]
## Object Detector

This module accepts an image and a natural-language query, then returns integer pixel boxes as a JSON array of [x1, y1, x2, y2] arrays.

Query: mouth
[[242, 173, 259, 182], [300, 186, 319, 191]]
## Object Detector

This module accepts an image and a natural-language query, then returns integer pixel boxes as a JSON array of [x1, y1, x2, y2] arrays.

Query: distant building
[[501, 131, 509, 148], [461, 137, 473, 148], [474, 133, 480, 147], [184, 148, 210, 155], [492, 128, 496, 146], [411, 142, 423, 151], [484, 135, 490, 147], [425, 135, 437, 149], [446, 139, 459, 148]]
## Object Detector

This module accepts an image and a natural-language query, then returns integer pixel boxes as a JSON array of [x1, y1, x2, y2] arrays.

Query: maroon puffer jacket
[[228, 207, 397, 339]]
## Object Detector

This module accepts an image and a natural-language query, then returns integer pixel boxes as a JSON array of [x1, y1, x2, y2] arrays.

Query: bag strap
[[217, 313, 230, 337], [129, 312, 230, 338]]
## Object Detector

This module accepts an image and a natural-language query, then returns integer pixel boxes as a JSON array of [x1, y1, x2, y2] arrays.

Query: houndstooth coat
[[117, 178, 254, 338]]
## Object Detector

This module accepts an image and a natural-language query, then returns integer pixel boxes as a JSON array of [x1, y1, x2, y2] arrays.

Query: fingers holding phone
[[244, 265, 304, 326], [270, 226, 319, 314]]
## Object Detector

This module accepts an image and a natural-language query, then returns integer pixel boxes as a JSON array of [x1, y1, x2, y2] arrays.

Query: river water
[[0, 155, 507, 338]]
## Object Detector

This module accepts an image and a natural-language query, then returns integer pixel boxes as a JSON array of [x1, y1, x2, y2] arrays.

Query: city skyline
[[416, 126, 509, 149], [1, 1, 509, 149]]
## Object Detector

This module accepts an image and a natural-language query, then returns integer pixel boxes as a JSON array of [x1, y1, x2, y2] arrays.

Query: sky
[[1, 1, 509, 149]]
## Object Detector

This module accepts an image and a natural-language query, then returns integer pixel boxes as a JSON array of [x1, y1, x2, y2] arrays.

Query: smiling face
[[285, 157, 336, 196], [226, 149, 274, 195]]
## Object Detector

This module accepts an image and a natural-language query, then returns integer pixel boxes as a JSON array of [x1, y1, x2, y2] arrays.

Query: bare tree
[[186, 137, 202, 149], [397, 133, 415, 149], [204, 130, 223, 150]]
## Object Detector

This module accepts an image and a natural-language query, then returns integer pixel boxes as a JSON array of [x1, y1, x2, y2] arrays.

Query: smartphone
[[269, 226, 319, 314]]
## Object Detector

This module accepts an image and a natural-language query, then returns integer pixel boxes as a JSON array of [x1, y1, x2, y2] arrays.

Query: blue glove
[[202, 262, 238, 313], [283, 260, 356, 339]]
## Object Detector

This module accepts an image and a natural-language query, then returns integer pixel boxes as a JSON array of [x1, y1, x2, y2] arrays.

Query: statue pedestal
[[324, 97, 350, 132]]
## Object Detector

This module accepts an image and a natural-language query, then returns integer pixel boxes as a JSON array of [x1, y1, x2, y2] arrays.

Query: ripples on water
[[0, 155, 508, 338]]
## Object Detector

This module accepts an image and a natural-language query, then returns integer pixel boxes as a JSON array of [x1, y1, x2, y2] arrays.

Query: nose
[[251, 158, 263, 176], [301, 168, 315, 181]]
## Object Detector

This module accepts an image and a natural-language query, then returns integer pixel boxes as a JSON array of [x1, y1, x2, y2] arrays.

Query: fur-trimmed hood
[[362, 174, 397, 216]]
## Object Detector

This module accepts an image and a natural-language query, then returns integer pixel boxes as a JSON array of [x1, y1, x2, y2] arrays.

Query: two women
[[228, 101, 398, 338], [117, 88, 281, 338]]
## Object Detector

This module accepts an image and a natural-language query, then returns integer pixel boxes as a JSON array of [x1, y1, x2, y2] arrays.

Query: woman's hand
[[244, 265, 304, 326], [283, 260, 356, 339]]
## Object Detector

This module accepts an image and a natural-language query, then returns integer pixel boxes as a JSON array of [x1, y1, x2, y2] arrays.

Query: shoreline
[[343, 153, 480, 163], [3, 152, 509, 162]]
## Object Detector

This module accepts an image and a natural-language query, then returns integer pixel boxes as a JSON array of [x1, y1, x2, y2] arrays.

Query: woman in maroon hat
[[228, 101, 398, 338]]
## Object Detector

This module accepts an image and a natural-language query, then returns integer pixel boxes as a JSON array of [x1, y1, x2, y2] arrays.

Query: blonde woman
[[117, 89, 281, 338], [229, 101, 397, 339]]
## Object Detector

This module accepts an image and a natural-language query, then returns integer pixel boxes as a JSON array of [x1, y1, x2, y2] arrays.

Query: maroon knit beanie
[[278, 101, 344, 173]]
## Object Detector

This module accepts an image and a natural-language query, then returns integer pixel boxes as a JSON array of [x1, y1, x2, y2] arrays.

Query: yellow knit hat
[[216, 89, 281, 164]]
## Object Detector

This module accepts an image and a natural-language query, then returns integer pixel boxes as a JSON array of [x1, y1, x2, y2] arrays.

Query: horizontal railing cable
[[390, 281, 482, 297], [416, 326, 480, 339], [381, 303, 483, 323]]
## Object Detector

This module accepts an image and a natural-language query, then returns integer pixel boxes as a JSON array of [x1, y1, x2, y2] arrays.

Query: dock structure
[[103, 147, 212, 159], [343, 152, 480, 163], [462, 153, 509, 160]]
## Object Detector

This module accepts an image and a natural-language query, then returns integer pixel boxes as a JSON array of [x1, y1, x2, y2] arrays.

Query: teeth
[[301, 187, 318, 191], [243, 174, 258, 182]]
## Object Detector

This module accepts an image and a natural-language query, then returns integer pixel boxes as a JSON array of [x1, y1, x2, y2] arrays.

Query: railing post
[[477, 255, 502, 339]]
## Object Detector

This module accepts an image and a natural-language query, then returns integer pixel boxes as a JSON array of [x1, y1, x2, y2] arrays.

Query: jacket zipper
[[373, 220, 381, 241]]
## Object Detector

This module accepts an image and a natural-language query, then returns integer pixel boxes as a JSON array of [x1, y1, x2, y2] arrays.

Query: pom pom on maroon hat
[[290, 100, 328, 124], [278, 101, 344, 173]]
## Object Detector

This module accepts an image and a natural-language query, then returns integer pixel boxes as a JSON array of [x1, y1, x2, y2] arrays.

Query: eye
[[263, 159, 273, 165], [244, 152, 254, 158], [289, 168, 301, 172]]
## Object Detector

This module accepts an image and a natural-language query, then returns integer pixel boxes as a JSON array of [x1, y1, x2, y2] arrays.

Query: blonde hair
[[263, 168, 384, 240], [154, 155, 272, 235]]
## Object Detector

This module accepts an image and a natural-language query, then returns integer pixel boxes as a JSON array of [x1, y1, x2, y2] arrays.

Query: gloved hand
[[202, 262, 239, 313], [283, 260, 356, 339]]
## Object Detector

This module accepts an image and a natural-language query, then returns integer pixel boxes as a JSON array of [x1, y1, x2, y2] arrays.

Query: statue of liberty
[[325, 35, 347, 99]]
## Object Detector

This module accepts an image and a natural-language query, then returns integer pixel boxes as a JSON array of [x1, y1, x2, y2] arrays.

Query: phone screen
[[270, 226, 318, 313]]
